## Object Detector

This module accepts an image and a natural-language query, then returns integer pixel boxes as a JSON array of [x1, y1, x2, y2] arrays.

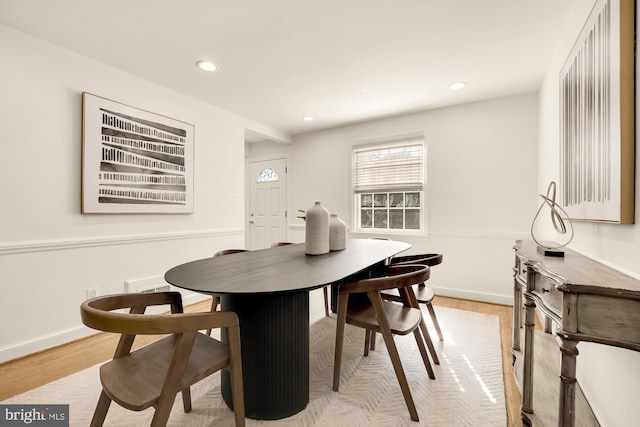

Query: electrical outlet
[[86, 287, 99, 299]]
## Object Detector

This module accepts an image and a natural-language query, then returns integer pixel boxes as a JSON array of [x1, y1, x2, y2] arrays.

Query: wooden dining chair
[[376, 253, 444, 365], [332, 264, 434, 422], [272, 242, 330, 316], [206, 249, 249, 336], [388, 253, 444, 338], [80, 291, 245, 427]]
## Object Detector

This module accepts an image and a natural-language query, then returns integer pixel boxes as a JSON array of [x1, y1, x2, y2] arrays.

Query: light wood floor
[[0, 296, 521, 426]]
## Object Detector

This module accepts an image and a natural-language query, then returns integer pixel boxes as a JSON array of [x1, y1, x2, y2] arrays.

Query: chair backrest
[[391, 253, 443, 268], [214, 249, 248, 257], [339, 264, 430, 296], [81, 292, 239, 336]]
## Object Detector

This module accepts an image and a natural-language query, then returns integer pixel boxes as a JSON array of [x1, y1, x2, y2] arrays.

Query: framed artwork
[[82, 93, 194, 213], [559, 0, 635, 224]]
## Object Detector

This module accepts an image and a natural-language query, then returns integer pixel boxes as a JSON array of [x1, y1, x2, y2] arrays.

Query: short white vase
[[329, 214, 347, 251], [305, 201, 330, 255]]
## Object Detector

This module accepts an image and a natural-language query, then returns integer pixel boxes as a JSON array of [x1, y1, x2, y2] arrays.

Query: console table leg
[[558, 334, 579, 427], [512, 278, 522, 353], [522, 296, 536, 415], [544, 316, 553, 334]]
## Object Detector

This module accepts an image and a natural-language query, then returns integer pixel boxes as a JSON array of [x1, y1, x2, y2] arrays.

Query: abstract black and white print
[[559, 0, 634, 223], [82, 93, 194, 213]]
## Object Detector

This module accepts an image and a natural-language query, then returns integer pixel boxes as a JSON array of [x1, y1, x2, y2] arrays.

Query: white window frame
[[352, 135, 426, 235]]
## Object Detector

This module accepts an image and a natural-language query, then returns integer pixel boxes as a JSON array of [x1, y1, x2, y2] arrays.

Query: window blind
[[353, 139, 424, 193]]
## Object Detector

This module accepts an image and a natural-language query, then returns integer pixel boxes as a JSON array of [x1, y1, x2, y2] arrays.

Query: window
[[256, 168, 279, 182], [353, 137, 424, 232]]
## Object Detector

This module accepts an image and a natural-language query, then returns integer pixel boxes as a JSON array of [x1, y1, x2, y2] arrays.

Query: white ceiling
[[0, 0, 577, 139]]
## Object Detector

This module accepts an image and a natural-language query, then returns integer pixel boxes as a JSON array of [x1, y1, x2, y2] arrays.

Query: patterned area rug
[[4, 307, 505, 426]]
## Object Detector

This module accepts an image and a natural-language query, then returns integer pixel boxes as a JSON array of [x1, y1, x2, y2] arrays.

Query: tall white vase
[[305, 202, 330, 255], [329, 214, 347, 251]]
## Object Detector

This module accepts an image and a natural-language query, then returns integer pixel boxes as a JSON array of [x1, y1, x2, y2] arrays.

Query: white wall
[[0, 25, 285, 362], [6, 8, 634, 423], [537, 0, 640, 425], [249, 92, 540, 305]]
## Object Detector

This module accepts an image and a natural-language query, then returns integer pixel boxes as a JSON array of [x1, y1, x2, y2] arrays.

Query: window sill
[[350, 230, 427, 238]]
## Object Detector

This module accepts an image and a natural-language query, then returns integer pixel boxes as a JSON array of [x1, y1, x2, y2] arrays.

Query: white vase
[[329, 214, 347, 251], [305, 202, 330, 255]]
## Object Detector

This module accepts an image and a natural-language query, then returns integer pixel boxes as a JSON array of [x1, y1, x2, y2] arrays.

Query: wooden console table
[[512, 240, 640, 426]]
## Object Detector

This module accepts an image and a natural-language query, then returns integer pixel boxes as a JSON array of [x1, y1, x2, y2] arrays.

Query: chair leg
[[90, 391, 112, 427], [227, 325, 246, 427], [369, 292, 419, 422], [413, 328, 436, 379], [378, 318, 420, 421], [323, 286, 329, 316], [182, 387, 192, 413], [152, 332, 197, 426], [206, 296, 220, 336], [426, 302, 444, 341], [405, 285, 440, 365], [363, 328, 379, 354], [364, 330, 371, 356], [418, 317, 440, 365], [332, 293, 349, 391], [150, 400, 174, 427]]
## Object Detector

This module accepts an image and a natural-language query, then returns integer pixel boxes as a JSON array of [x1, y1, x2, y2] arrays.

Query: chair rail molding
[[0, 228, 244, 255]]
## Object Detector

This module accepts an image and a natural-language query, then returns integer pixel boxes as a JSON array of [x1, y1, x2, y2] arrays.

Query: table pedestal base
[[221, 291, 310, 420]]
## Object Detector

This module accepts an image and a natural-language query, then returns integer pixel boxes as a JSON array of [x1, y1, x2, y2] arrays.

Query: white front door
[[248, 157, 288, 250]]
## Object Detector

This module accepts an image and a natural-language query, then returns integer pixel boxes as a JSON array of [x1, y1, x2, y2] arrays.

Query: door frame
[[245, 154, 290, 249]]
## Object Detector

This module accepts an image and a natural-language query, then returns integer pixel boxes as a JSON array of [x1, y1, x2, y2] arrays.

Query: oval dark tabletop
[[164, 238, 411, 295]]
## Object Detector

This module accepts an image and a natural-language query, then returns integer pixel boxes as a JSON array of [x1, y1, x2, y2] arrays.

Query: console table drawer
[[533, 274, 562, 314], [515, 256, 562, 316]]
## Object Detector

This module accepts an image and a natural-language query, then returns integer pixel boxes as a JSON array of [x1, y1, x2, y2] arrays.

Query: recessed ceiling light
[[302, 116, 314, 121], [450, 82, 467, 90], [196, 60, 217, 72]]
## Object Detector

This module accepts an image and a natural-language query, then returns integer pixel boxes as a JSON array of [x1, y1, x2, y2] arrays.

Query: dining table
[[164, 238, 411, 420]]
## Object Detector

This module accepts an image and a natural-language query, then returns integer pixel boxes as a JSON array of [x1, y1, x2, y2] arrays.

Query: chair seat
[[380, 284, 435, 304], [100, 333, 229, 411], [346, 300, 422, 336]]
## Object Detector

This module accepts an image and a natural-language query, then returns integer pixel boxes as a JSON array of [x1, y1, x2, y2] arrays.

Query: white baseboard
[[0, 325, 97, 364], [432, 286, 513, 306]]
